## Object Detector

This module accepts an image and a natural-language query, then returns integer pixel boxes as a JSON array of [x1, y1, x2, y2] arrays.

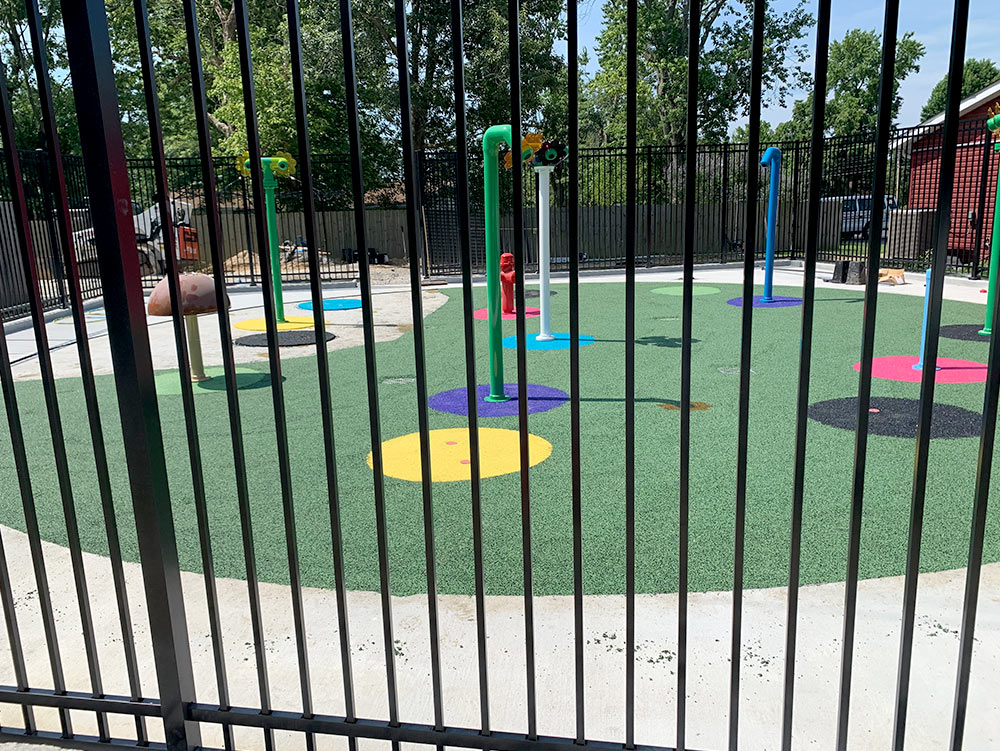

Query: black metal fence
[[3, 115, 997, 321], [420, 120, 999, 277], [0, 0, 994, 751]]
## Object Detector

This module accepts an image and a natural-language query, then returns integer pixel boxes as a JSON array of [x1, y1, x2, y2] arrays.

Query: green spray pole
[[240, 152, 296, 324], [482, 126, 539, 401], [483, 125, 514, 402], [261, 160, 285, 322], [980, 110, 1000, 335]]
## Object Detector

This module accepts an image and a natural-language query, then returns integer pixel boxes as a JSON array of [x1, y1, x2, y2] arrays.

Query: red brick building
[[903, 80, 1000, 267]]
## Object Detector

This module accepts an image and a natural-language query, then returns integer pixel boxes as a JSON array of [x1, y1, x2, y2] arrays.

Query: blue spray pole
[[760, 147, 781, 303], [913, 268, 940, 371]]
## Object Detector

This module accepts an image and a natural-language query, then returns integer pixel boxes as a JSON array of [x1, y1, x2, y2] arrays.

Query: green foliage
[[587, 0, 814, 146], [920, 57, 1000, 121], [776, 28, 925, 139]]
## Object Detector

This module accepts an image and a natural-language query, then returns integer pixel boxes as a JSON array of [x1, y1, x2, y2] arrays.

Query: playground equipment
[[914, 268, 940, 371], [500, 252, 516, 313], [532, 140, 569, 341], [147, 272, 228, 382], [760, 146, 781, 303], [482, 125, 543, 402], [237, 150, 297, 323], [980, 103, 1000, 336]]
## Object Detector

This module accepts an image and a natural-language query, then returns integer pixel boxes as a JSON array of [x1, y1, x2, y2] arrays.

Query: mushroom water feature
[[147, 272, 228, 382]]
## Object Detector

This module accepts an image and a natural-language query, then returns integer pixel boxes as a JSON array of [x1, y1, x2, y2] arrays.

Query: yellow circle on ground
[[370, 427, 552, 482], [233, 316, 320, 332]]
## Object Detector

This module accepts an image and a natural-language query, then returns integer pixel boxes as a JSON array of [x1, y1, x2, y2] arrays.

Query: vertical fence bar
[[892, 1, 969, 746], [721, 144, 729, 262], [677, 2, 699, 747], [507, 0, 538, 738], [449, 0, 490, 734], [567, 0, 585, 742], [623, 0, 637, 744], [177, 4, 268, 748], [231, 1, 316, 745], [948, 153, 1000, 751], [0, 57, 109, 744], [0, 524, 33, 731], [230, 0, 325, 737], [59, 1, 202, 747], [286, 0, 357, 738], [729, 1, 765, 747], [972, 132, 992, 280], [392, 0, 444, 737], [0, 207, 70, 740], [337, 0, 401, 740], [834, 3, 901, 744], [24, 0, 150, 741], [780, 1, 831, 747], [130, 1, 229, 746]]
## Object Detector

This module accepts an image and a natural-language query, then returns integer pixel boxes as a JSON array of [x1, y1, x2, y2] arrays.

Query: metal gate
[[0, 0, 993, 750]]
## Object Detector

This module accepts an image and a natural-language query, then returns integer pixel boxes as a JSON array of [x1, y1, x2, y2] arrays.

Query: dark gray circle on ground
[[809, 396, 980, 439], [939, 324, 991, 342], [236, 331, 336, 347], [524, 290, 557, 299]]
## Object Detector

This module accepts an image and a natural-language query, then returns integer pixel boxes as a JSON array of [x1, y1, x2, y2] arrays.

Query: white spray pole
[[535, 164, 554, 341]]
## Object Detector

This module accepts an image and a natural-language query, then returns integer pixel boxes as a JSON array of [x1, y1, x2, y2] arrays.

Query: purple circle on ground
[[429, 383, 569, 417], [726, 295, 803, 308]]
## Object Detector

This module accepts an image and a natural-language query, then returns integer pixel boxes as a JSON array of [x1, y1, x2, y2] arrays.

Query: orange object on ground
[[500, 252, 515, 314], [178, 226, 199, 260]]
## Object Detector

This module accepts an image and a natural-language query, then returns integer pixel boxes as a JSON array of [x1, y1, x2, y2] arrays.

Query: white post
[[535, 165, 554, 341]]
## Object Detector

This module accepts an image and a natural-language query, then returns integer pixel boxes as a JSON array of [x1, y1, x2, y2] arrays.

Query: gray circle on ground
[[236, 331, 336, 347]]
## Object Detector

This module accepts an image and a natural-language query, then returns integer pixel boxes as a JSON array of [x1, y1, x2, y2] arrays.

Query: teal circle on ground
[[154, 366, 276, 395], [502, 332, 596, 350], [652, 285, 721, 296]]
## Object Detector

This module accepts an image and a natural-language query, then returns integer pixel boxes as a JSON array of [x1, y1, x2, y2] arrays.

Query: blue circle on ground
[[726, 295, 802, 308], [298, 298, 362, 311], [502, 333, 597, 350], [429, 383, 569, 417]]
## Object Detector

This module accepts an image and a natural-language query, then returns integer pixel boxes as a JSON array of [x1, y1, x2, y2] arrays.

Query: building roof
[[918, 78, 1000, 127]]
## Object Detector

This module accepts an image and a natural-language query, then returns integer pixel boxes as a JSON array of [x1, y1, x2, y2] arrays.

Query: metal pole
[[262, 165, 285, 322], [980, 141, 1000, 335], [914, 268, 936, 370], [483, 124, 512, 402], [59, 1, 200, 748], [536, 165, 553, 341], [761, 146, 781, 302]]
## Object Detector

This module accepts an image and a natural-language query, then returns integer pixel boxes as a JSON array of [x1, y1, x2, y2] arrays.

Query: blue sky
[[571, 0, 994, 129]]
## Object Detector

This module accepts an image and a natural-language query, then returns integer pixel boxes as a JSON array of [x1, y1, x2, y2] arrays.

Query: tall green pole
[[261, 159, 285, 323], [483, 124, 513, 402], [980, 117, 1000, 335]]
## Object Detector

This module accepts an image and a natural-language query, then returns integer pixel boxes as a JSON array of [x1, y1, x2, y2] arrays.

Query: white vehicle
[[822, 194, 897, 240], [72, 197, 194, 277]]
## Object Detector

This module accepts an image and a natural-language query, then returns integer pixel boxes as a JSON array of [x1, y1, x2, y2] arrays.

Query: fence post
[[241, 177, 257, 284], [35, 149, 68, 308], [645, 146, 653, 266], [972, 128, 992, 280], [59, 2, 201, 750], [791, 141, 801, 255], [721, 142, 729, 263]]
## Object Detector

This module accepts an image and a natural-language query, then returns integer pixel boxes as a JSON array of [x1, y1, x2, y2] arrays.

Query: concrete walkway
[[0, 524, 995, 750], [1, 265, 997, 750]]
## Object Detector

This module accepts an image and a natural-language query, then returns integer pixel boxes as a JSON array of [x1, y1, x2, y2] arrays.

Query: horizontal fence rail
[[0, 0, 995, 750]]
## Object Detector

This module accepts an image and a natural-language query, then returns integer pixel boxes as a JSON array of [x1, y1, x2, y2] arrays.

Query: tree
[[586, 0, 814, 147], [920, 58, 1000, 121], [776, 28, 925, 138]]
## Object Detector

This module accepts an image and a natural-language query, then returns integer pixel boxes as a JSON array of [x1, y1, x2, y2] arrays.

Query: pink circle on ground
[[854, 356, 988, 384], [473, 306, 541, 320]]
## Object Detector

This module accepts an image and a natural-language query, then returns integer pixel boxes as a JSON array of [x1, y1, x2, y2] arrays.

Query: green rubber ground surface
[[2, 281, 999, 595]]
